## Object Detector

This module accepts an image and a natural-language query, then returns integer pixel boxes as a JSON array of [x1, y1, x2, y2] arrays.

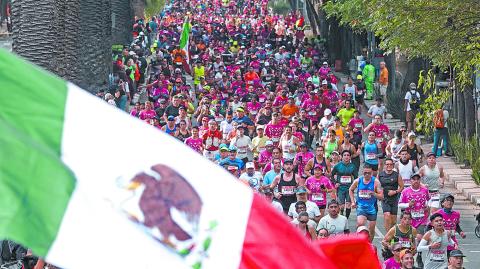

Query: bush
[[472, 157, 480, 185]]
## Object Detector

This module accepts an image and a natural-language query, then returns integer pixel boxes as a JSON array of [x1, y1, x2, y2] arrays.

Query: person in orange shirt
[[379, 61, 389, 103], [244, 67, 260, 85], [281, 96, 299, 119]]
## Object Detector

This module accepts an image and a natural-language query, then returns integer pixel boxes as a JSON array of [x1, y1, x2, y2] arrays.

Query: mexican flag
[[179, 17, 191, 74], [0, 49, 380, 269]]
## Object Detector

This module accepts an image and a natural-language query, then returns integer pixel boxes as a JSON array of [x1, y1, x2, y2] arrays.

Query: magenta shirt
[[273, 96, 288, 107], [259, 150, 273, 165], [139, 109, 156, 120], [383, 257, 401, 269], [435, 209, 461, 250], [348, 118, 365, 133], [185, 137, 203, 153], [265, 123, 284, 141], [399, 186, 430, 228], [305, 176, 333, 206], [295, 151, 314, 177]]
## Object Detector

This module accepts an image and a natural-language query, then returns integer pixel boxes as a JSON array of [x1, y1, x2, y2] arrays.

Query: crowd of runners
[[102, 0, 468, 269]]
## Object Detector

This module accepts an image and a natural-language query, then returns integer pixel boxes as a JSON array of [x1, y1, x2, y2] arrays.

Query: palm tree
[[12, 0, 114, 93]]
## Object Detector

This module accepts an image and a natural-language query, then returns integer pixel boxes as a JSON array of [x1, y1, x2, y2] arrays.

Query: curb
[[421, 144, 480, 205]]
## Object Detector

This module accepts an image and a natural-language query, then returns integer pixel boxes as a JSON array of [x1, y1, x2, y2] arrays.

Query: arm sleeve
[[455, 223, 463, 233], [417, 239, 430, 252]]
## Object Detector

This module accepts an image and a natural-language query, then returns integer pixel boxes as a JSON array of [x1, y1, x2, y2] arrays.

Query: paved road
[[334, 73, 480, 267]]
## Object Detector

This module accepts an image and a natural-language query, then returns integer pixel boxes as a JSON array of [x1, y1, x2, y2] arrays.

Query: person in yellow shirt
[[336, 100, 356, 127], [251, 125, 270, 158], [193, 61, 205, 90], [379, 61, 389, 103]]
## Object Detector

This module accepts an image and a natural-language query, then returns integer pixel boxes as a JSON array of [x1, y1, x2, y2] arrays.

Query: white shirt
[[219, 120, 234, 138], [239, 171, 263, 190], [291, 218, 317, 229], [230, 135, 252, 159], [271, 200, 284, 212], [368, 104, 387, 119], [287, 200, 321, 219], [404, 90, 420, 111], [317, 214, 349, 235]]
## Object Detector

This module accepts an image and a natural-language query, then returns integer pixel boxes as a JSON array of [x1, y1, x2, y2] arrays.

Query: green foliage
[[472, 157, 480, 185], [415, 70, 452, 137], [145, 0, 165, 18], [450, 132, 465, 164], [322, 0, 480, 87], [268, 0, 291, 15]]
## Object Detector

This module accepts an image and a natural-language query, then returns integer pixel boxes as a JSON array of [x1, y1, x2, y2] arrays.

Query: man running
[[382, 211, 417, 254], [331, 150, 358, 219], [417, 213, 454, 269], [349, 165, 384, 241], [419, 152, 446, 214], [434, 194, 466, 257], [378, 158, 404, 232], [317, 199, 349, 236], [271, 159, 303, 213], [395, 149, 418, 188]]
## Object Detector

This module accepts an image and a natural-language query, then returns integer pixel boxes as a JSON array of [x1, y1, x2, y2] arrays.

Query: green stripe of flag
[[179, 18, 191, 49], [0, 49, 76, 256]]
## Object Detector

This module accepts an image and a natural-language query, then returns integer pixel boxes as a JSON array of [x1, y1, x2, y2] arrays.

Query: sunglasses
[[299, 220, 308, 224]]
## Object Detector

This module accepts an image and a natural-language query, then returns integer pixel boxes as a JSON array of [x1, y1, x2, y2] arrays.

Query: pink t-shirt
[[305, 176, 333, 206], [259, 150, 273, 166], [399, 186, 430, 228], [185, 137, 203, 153], [265, 123, 284, 142], [295, 151, 314, 178], [383, 257, 401, 269], [246, 102, 262, 116], [435, 209, 461, 250], [139, 109, 156, 120], [348, 118, 365, 133]]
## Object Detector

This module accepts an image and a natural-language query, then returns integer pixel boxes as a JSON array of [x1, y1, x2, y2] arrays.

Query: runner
[[382, 211, 417, 253], [434, 194, 466, 257], [304, 146, 331, 177], [398, 173, 430, 268], [378, 158, 404, 232], [305, 164, 334, 219], [360, 131, 382, 177], [417, 213, 454, 269], [419, 152, 446, 214], [270, 159, 303, 213], [317, 199, 349, 236], [395, 149, 418, 188], [287, 186, 321, 223], [331, 150, 358, 219], [349, 165, 384, 242]]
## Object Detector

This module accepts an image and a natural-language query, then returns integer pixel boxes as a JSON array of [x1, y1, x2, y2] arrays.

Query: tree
[[112, 0, 134, 46], [12, 0, 113, 93]]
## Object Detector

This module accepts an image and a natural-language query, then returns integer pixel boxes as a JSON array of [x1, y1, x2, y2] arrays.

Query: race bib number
[[308, 111, 316, 116], [358, 90, 363, 95], [272, 138, 279, 142], [431, 192, 440, 201], [282, 186, 295, 195], [228, 165, 238, 171], [411, 209, 425, 219], [355, 123, 362, 129], [251, 110, 257, 115], [399, 238, 411, 248], [302, 127, 309, 132], [431, 250, 445, 262], [312, 193, 324, 201], [375, 138, 383, 144], [340, 176, 352, 184], [222, 93, 229, 98], [358, 190, 371, 199], [259, 98, 265, 103], [366, 153, 377, 160], [403, 178, 411, 187]]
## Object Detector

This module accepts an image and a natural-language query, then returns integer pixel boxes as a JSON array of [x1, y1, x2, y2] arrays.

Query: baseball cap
[[261, 188, 274, 195], [409, 82, 417, 89], [356, 75, 363, 80], [307, 77, 313, 82], [322, 61, 328, 65], [440, 193, 454, 204], [296, 186, 307, 194], [236, 107, 245, 113], [331, 151, 340, 156], [167, 115, 175, 121], [283, 158, 294, 164], [300, 142, 308, 147], [265, 140, 273, 146], [356, 226, 369, 233], [324, 108, 332, 116], [449, 250, 466, 257], [246, 162, 255, 169], [322, 80, 328, 85], [219, 144, 229, 151], [426, 152, 436, 158], [399, 249, 412, 260], [256, 125, 265, 130], [411, 173, 421, 180], [228, 145, 238, 152], [408, 131, 416, 137]]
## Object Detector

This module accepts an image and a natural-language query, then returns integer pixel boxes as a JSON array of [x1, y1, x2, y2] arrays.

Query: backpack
[[409, 90, 420, 110], [433, 109, 445, 128]]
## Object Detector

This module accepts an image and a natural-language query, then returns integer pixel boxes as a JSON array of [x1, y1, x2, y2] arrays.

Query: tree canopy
[[323, 0, 480, 84]]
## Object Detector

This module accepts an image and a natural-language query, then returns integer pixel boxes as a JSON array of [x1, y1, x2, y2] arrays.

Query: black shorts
[[381, 198, 399, 215], [319, 205, 326, 209], [366, 163, 379, 171]]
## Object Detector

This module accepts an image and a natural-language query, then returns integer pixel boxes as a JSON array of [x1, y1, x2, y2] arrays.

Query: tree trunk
[[112, 0, 134, 45], [131, 0, 144, 18], [12, 0, 113, 93], [456, 88, 466, 134], [77, 0, 112, 93], [400, 58, 428, 91], [463, 85, 476, 138]]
